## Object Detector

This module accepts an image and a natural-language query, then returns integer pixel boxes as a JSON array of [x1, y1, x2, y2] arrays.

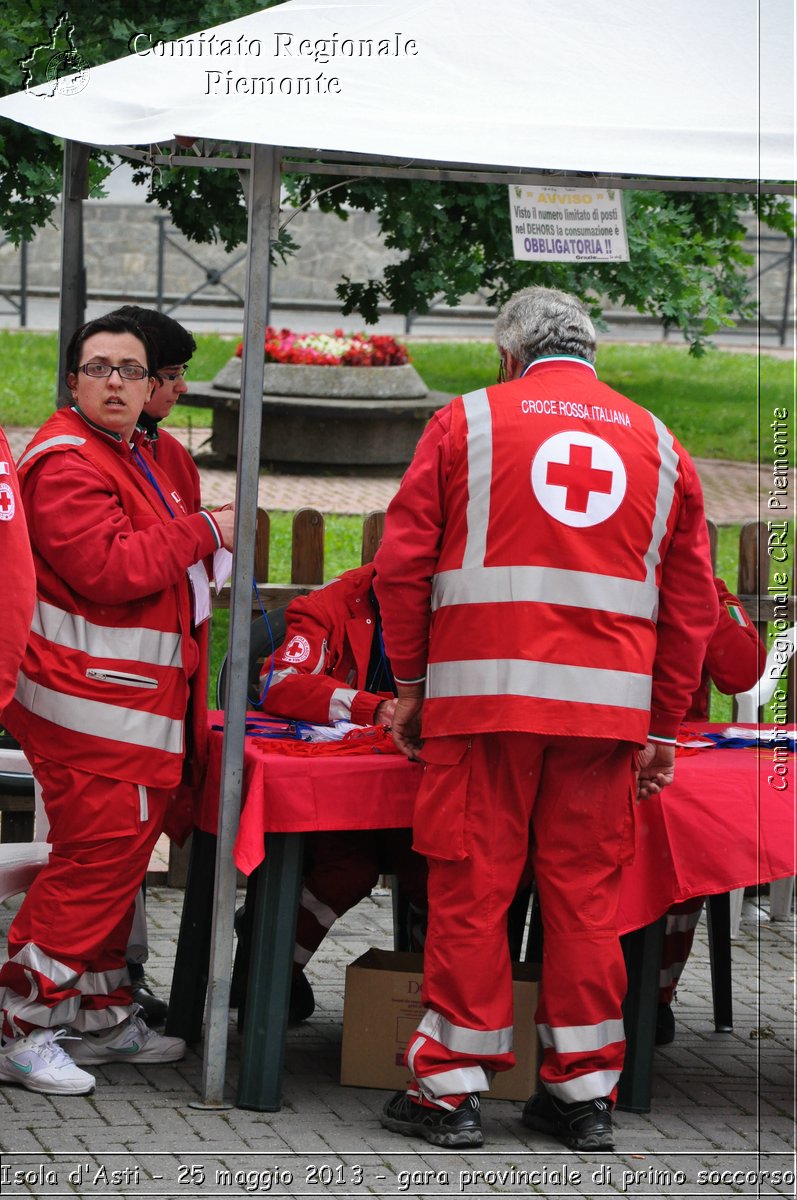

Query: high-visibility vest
[[6, 410, 198, 788], [423, 359, 689, 744]]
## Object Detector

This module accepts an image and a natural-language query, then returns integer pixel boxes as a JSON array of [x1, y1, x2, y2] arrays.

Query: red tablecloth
[[198, 717, 795, 932]]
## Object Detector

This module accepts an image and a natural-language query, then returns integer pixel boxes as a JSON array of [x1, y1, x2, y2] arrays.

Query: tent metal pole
[[199, 142, 281, 1107], [57, 140, 89, 407]]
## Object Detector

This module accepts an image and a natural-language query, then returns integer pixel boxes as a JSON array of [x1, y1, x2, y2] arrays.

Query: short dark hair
[[64, 314, 156, 383], [110, 305, 196, 371]]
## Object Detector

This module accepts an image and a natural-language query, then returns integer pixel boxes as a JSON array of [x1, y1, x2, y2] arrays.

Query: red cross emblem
[[546, 443, 614, 513], [0, 483, 15, 521], [531, 433, 626, 528]]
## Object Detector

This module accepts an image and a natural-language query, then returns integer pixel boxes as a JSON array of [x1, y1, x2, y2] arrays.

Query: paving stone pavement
[[1, 885, 794, 1199]]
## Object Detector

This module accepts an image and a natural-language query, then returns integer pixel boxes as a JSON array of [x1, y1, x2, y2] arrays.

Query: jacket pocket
[[86, 668, 158, 689], [413, 735, 471, 862]]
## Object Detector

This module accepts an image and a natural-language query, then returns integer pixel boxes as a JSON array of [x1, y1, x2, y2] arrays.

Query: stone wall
[[0, 203, 404, 308], [0, 201, 792, 330]]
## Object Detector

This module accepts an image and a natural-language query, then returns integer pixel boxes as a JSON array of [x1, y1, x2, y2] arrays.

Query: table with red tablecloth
[[169, 720, 795, 1113]]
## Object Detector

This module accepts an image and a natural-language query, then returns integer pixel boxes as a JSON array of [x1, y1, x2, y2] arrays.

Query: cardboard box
[[340, 948, 539, 1101]]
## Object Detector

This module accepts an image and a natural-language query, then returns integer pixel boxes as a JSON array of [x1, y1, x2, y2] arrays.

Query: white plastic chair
[[0, 747, 49, 905], [730, 624, 797, 934]]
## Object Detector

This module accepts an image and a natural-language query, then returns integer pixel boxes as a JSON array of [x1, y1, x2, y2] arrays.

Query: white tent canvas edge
[[0, 0, 795, 1109]]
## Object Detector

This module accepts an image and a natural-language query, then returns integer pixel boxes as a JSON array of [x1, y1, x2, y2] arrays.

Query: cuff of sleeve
[[394, 672, 427, 686], [648, 733, 678, 745], [351, 693, 384, 726], [199, 509, 223, 550], [648, 710, 682, 742]]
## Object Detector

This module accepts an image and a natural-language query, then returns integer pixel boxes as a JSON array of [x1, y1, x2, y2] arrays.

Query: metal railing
[[0, 237, 28, 326], [154, 215, 247, 318]]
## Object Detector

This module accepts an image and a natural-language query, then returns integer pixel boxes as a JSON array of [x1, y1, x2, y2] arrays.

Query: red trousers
[[0, 755, 173, 1036], [659, 896, 705, 1003], [294, 829, 427, 967], [406, 732, 636, 1107]]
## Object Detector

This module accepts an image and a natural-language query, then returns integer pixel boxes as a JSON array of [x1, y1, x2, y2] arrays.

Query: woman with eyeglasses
[[0, 313, 235, 1097]]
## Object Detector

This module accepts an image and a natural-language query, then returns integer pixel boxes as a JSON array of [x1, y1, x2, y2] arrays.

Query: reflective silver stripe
[[329, 687, 357, 721], [461, 389, 492, 569], [432, 565, 658, 620], [138, 784, 149, 822], [32, 599, 182, 668], [0, 951, 128, 1033], [537, 1018, 625, 1055], [546, 1070, 622, 1103], [271, 665, 299, 687], [418, 1008, 514, 1056], [416, 1065, 491, 1100], [17, 434, 86, 470], [9, 942, 78, 987], [299, 886, 338, 931], [664, 909, 703, 935], [427, 658, 652, 710], [407, 1036, 492, 1096], [15, 673, 183, 755], [643, 415, 680, 600], [659, 961, 687, 987]]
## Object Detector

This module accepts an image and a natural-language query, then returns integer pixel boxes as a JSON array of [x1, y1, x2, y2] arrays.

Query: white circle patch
[[283, 635, 311, 664], [0, 483, 15, 521], [531, 432, 626, 528]]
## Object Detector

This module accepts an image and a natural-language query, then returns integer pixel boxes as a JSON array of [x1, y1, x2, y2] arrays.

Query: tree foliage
[[1, 2, 793, 352]]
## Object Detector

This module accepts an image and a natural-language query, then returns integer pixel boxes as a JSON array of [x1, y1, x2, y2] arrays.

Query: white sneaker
[[70, 1009, 185, 1066], [0, 1027, 95, 1095]]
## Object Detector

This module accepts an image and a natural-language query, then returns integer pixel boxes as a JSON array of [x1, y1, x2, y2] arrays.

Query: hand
[[390, 695, 424, 761], [636, 740, 676, 798], [211, 506, 235, 551], [374, 698, 398, 726]]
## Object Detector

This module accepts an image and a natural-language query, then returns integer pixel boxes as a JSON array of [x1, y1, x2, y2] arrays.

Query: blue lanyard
[[132, 445, 175, 518]]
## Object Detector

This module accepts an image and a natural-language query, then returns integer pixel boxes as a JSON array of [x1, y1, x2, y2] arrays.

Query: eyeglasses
[[158, 367, 188, 381], [79, 362, 149, 381], [497, 356, 507, 384]]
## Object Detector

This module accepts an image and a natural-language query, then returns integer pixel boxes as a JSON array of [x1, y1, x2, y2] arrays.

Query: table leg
[[166, 829, 217, 1044], [705, 892, 733, 1032], [616, 918, 665, 1114], [237, 831, 304, 1112]]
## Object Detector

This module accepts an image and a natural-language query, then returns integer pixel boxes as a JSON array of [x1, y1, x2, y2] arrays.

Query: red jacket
[[260, 563, 393, 726], [5, 408, 221, 790], [0, 427, 35, 718], [685, 578, 766, 721], [143, 424, 202, 516], [141, 421, 211, 808], [375, 358, 718, 745]]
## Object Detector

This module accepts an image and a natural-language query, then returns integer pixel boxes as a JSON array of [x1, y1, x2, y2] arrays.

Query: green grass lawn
[[0, 331, 790, 465]]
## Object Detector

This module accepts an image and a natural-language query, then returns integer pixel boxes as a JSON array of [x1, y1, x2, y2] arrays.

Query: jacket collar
[[521, 356, 597, 378]]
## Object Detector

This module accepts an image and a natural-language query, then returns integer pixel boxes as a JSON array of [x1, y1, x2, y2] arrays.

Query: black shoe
[[289, 969, 315, 1023], [522, 1088, 614, 1151], [130, 982, 169, 1027], [381, 1091, 483, 1148], [655, 1002, 675, 1045]]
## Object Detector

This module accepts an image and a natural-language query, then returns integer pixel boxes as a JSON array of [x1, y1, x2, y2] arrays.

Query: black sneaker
[[130, 982, 169, 1027], [289, 969, 315, 1023], [522, 1088, 614, 1151], [381, 1091, 483, 1148], [655, 1002, 675, 1045]]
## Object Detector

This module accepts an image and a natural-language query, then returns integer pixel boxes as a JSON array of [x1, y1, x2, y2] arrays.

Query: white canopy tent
[[0, 0, 794, 1109], [1, 0, 794, 182]]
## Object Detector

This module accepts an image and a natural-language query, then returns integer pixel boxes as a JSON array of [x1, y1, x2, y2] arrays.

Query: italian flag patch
[[726, 601, 747, 626]]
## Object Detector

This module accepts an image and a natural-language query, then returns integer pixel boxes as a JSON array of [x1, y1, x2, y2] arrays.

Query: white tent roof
[[1, 0, 794, 185]]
